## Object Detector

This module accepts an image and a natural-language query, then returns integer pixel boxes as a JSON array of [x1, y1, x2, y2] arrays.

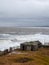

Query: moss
[[12, 57, 33, 63], [0, 48, 49, 65]]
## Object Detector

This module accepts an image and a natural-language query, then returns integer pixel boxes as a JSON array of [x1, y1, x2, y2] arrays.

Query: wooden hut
[[20, 41, 42, 51]]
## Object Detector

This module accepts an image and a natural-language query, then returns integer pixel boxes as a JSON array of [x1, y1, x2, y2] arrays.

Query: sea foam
[[0, 33, 49, 51]]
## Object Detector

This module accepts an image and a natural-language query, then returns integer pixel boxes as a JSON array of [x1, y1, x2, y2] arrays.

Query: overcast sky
[[0, 0, 49, 27]]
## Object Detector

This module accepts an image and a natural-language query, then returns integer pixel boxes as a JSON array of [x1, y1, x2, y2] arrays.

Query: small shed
[[20, 41, 42, 51]]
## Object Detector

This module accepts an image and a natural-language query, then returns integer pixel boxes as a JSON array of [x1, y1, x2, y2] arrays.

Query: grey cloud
[[0, 0, 49, 27], [0, 0, 49, 18]]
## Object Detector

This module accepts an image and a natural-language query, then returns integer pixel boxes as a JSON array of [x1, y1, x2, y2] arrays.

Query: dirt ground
[[0, 48, 49, 65]]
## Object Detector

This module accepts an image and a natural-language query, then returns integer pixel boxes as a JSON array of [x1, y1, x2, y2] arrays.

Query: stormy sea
[[0, 27, 49, 51]]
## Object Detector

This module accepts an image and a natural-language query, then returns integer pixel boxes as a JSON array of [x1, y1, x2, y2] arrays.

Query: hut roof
[[21, 41, 41, 45]]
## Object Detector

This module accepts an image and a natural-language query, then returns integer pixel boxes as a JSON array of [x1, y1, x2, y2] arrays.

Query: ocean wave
[[0, 33, 49, 51]]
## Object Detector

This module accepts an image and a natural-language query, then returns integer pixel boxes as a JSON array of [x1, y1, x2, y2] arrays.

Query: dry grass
[[0, 48, 49, 65]]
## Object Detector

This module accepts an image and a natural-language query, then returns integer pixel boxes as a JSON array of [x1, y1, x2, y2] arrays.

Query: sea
[[0, 27, 49, 51]]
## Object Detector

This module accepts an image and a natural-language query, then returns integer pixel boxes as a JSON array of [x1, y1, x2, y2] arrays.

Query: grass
[[0, 48, 49, 65], [11, 57, 33, 63]]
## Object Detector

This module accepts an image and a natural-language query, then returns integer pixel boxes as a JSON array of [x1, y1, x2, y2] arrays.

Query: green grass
[[0, 48, 49, 65]]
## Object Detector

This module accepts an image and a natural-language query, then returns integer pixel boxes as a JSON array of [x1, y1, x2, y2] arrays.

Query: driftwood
[[3, 49, 8, 55], [0, 51, 4, 56], [0, 47, 17, 56]]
